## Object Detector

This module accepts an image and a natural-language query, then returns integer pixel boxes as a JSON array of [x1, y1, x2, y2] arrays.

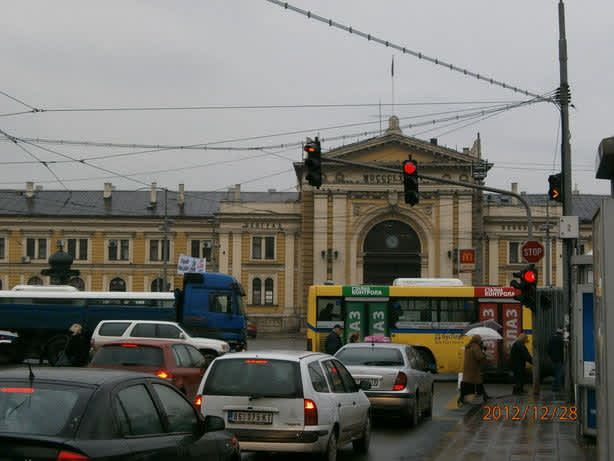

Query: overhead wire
[[0, 90, 40, 112], [264, 0, 552, 101]]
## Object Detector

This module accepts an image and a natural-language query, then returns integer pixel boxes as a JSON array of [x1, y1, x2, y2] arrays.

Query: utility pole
[[162, 188, 169, 291], [558, 0, 574, 400]]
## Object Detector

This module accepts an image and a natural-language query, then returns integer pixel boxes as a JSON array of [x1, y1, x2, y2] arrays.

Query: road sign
[[521, 240, 544, 263]]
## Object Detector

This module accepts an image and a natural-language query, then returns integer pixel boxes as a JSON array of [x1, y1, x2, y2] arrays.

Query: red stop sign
[[522, 240, 544, 263]]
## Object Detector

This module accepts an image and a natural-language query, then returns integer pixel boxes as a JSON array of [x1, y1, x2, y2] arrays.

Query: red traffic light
[[523, 270, 537, 284], [304, 145, 317, 154], [403, 162, 417, 175]]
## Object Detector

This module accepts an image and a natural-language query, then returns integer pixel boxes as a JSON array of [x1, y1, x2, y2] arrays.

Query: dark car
[[89, 339, 207, 399], [0, 367, 240, 460]]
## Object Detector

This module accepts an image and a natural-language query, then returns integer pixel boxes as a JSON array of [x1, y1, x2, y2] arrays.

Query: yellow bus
[[306, 281, 532, 374]]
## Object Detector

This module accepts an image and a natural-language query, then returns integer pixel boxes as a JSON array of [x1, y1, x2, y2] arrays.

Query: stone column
[[332, 194, 347, 284], [232, 232, 242, 281], [218, 232, 229, 274], [284, 232, 295, 317], [312, 194, 328, 284], [488, 237, 499, 285], [439, 194, 454, 277]]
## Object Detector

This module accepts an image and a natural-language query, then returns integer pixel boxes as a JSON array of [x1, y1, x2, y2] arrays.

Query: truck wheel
[[46, 335, 69, 366]]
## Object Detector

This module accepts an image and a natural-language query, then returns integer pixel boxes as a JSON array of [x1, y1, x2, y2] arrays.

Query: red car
[[247, 319, 257, 339], [89, 339, 207, 399]]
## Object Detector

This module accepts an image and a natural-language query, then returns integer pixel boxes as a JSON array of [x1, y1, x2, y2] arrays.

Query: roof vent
[[267, 188, 276, 193], [178, 184, 185, 207], [25, 181, 34, 199], [150, 182, 158, 206], [430, 138, 438, 145], [104, 182, 112, 199]]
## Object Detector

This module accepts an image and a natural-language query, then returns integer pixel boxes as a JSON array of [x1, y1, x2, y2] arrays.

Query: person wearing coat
[[325, 324, 344, 355], [458, 335, 489, 405], [64, 323, 90, 367], [547, 328, 565, 392], [510, 333, 533, 394]]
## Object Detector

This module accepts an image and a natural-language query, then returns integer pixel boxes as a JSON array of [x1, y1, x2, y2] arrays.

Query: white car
[[196, 350, 371, 460], [335, 343, 435, 426], [90, 320, 230, 363]]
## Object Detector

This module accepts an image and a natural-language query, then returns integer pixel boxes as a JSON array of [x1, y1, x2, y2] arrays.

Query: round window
[[385, 234, 400, 249]]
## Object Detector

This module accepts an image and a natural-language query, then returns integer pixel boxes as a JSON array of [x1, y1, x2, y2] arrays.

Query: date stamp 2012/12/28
[[482, 405, 578, 422]]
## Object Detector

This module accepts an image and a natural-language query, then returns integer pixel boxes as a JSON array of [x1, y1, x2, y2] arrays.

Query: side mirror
[[179, 333, 186, 340], [359, 380, 371, 391], [203, 415, 225, 432]]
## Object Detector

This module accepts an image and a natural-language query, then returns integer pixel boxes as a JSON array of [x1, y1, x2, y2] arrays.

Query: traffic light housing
[[402, 160, 419, 206], [510, 264, 538, 310], [304, 137, 322, 188], [548, 173, 563, 202]]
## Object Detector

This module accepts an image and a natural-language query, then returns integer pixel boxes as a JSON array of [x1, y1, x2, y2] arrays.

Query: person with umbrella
[[510, 333, 532, 395], [458, 334, 489, 405]]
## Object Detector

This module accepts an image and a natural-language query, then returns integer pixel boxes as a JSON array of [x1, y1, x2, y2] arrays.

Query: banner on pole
[[176, 254, 206, 274]]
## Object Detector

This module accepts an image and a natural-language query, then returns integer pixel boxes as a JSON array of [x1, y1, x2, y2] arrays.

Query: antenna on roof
[[27, 362, 35, 386]]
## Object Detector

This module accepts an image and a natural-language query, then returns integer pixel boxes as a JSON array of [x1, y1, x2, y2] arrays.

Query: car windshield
[[336, 347, 405, 367], [204, 359, 302, 398], [91, 345, 164, 367], [0, 383, 90, 436]]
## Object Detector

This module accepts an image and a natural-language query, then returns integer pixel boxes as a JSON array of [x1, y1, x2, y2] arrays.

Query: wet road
[[243, 336, 512, 461]]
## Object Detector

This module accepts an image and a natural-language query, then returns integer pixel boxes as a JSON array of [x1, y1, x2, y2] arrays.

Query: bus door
[[343, 299, 389, 341], [367, 302, 389, 337], [344, 302, 366, 343]]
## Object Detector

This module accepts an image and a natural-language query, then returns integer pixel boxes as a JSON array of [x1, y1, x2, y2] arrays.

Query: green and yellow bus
[[306, 280, 532, 374]]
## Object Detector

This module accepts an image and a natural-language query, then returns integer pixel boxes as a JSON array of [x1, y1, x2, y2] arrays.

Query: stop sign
[[522, 240, 544, 263]]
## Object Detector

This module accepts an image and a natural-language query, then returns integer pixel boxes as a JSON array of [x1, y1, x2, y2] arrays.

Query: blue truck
[[0, 272, 247, 364]]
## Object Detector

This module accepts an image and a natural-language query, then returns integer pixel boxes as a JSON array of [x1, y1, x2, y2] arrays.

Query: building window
[[110, 277, 126, 292], [151, 278, 167, 292], [0, 237, 4, 259], [252, 236, 275, 260], [69, 277, 85, 291], [264, 278, 274, 305], [108, 239, 130, 261], [26, 238, 47, 260], [149, 239, 170, 262], [27, 276, 43, 286], [509, 242, 520, 264], [252, 278, 262, 305], [66, 238, 88, 261], [190, 239, 212, 260], [579, 244, 585, 255]]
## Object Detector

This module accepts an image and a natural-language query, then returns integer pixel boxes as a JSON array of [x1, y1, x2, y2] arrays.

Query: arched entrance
[[363, 220, 421, 284]]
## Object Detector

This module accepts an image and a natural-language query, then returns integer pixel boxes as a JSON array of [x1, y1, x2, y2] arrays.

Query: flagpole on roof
[[391, 55, 395, 117]]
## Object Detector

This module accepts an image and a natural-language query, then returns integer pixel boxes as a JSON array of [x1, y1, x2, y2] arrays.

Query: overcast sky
[[1, 0, 612, 195]]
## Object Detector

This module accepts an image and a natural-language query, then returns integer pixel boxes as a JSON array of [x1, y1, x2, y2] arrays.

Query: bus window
[[439, 298, 477, 323], [392, 299, 435, 328], [316, 298, 343, 324]]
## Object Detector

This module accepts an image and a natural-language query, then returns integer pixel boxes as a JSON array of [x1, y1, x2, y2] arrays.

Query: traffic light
[[402, 160, 419, 206], [304, 137, 322, 188], [510, 264, 538, 310], [548, 173, 563, 202]]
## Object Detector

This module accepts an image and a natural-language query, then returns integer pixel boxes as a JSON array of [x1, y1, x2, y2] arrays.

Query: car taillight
[[392, 372, 407, 391], [304, 399, 318, 426], [194, 394, 203, 409], [156, 370, 172, 379], [57, 450, 89, 461]]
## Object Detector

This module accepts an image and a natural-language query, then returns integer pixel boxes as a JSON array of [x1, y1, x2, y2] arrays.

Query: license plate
[[362, 378, 380, 388], [228, 411, 273, 425]]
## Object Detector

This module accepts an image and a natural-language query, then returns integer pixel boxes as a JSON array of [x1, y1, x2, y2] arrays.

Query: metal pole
[[162, 188, 169, 291], [323, 156, 534, 239], [558, 0, 574, 401], [546, 200, 551, 287]]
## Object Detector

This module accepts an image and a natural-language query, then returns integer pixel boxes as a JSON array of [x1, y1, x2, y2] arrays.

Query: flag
[[391, 56, 394, 77]]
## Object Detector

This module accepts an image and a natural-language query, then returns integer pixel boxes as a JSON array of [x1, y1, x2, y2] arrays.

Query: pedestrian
[[64, 323, 90, 366], [349, 332, 360, 343], [458, 335, 489, 405], [325, 324, 344, 355], [510, 333, 532, 395], [547, 328, 565, 392]]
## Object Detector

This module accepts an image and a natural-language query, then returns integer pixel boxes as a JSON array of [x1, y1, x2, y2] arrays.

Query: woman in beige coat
[[458, 335, 489, 405]]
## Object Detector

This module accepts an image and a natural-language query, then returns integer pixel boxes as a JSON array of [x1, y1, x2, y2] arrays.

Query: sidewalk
[[428, 389, 596, 461]]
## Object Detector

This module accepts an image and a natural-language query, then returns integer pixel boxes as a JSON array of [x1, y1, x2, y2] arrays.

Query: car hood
[[189, 337, 229, 351]]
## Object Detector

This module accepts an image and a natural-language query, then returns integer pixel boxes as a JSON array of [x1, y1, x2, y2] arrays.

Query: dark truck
[[0, 272, 247, 364]]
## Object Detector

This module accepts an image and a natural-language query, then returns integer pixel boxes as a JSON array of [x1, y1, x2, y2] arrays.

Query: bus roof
[[392, 278, 464, 287], [12, 285, 79, 292]]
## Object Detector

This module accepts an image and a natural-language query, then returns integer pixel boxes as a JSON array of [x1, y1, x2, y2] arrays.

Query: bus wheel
[[46, 335, 69, 366]]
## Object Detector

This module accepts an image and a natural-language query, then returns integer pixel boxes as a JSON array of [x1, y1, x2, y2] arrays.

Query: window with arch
[[109, 277, 126, 292], [69, 277, 85, 291], [252, 278, 262, 305], [27, 276, 43, 286], [264, 278, 274, 305], [151, 278, 167, 292]]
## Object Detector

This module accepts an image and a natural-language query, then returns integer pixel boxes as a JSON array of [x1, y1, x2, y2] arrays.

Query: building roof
[[0, 190, 298, 218], [485, 193, 608, 222]]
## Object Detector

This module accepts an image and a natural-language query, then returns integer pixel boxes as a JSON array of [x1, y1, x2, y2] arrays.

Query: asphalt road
[[243, 336, 513, 461]]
